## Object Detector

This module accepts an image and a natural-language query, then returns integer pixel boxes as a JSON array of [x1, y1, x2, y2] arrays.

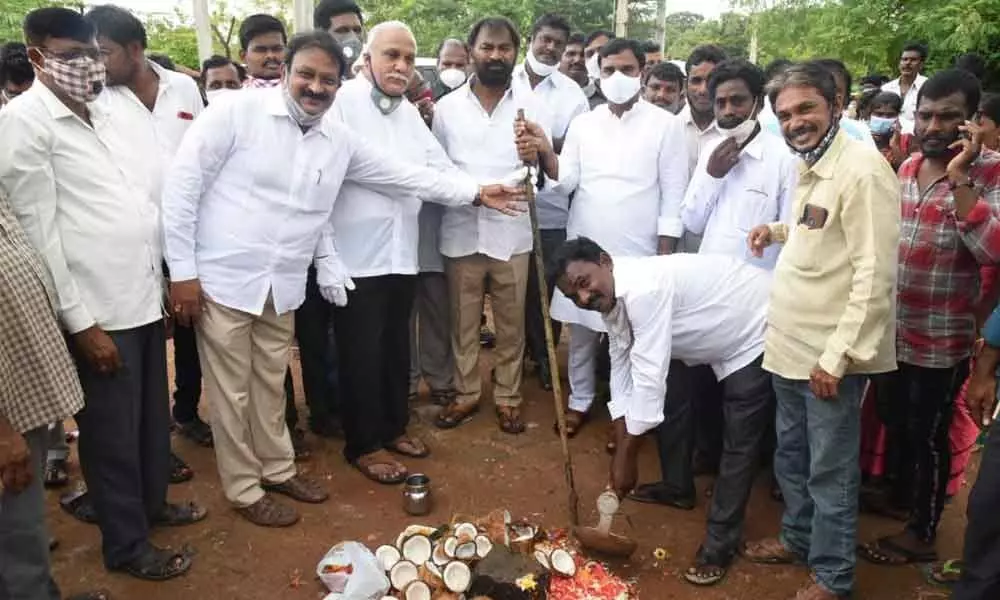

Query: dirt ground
[[47, 342, 971, 600]]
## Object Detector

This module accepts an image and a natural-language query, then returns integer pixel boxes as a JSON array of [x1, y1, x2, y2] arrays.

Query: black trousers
[[698, 355, 775, 565], [73, 321, 169, 568], [883, 361, 969, 542], [955, 421, 1000, 599], [524, 228, 565, 364], [335, 274, 416, 462], [285, 266, 340, 429], [170, 321, 202, 424], [655, 362, 723, 497]]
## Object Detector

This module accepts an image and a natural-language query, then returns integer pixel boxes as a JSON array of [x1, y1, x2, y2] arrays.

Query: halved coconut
[[534, 549, 550, 570], [443, 536, 458, 559], [397, 525, 437, 549], [402, 534, 433, 565], [454, 541, 477, 561], [403, 580, 432, 600], [432, 542, 450, 566], [453, 522, 478, 541], [443, 561, 472, 593], [424, 561, 442, 580], [549, 548, 576, 578], [376, 544, 402, 572], [474, 535, 493, 559], [390, 560, 420, 591]]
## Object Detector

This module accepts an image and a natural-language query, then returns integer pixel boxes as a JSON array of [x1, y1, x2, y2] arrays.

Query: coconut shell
[[549, 548, 577, 578], [390, 560, 420, 591], [402, 534, 434, 565], [442, 561, 472, 593], [403, 580, 432, 600], [376, 544, 402, 572], [453, 522, 478, 541], [419, 562, 443, 589]]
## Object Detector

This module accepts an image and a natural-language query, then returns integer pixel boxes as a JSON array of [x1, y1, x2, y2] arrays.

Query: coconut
[[443, 536, 458, 559], [404, 580, 432, 600], [376, 544, 402, 572], [397, 525, 437, 549], [424, 561, 442, 580], [474, 535, 493, 559], [454, 541, 478, 561], [390, 560, 420, 591], [454, 522, 478, 542], [549, 548, 576, 577], [402, 534, 433, 565], [432, 542, 450, 566], [443, 561, 472, 593], [533, 549, 550, 570]]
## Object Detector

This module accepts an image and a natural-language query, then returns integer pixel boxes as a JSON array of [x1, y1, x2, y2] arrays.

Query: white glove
[[315, 256, 355, 307]]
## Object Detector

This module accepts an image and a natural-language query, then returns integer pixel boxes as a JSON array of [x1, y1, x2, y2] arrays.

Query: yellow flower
[[653, 547, 669, 561], [516, 574, 538, 591]]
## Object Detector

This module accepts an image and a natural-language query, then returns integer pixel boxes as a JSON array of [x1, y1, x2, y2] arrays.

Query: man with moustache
[[520, 38, 689, 440], [743, 62, 899, 600], [433, 38, 469, 100], [314, 0, 365, 75], [431, 17, 553, 435], [560, 33, 602, 109], [0, 7, 202, 581], [883, 41, 929, 134], [641, 40, 663, 73], [858, 69, 1000, 569], [240, 14, 285, 88], [329, 21, 525, 484], [644, 61, 685, 114], [514, 13, 588, 391], [201, 55, 244, 101], [163, 30, 524, 525]]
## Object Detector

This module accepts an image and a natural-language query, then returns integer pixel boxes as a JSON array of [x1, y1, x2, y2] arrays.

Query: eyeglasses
[[32, 46, 102, 62]]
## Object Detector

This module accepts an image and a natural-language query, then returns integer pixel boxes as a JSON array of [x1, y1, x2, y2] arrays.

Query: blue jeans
[[772, 373, 865, 597]]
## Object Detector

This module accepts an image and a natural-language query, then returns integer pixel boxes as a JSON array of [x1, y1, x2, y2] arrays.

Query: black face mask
[[476, 59, 513, 87]]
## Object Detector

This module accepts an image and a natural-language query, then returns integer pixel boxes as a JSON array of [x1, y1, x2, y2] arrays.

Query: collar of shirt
[[36, 80, 83, 121], [262, 87, 333, 138], [678, 103, 721, 136], [798, 127, 850, 179], [460, 76, 516, 113], [245, 75, 282, 89]]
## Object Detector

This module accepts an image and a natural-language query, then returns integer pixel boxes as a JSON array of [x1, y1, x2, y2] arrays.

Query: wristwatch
[[472, 189, 482, 206], [949, 177, 974, 191]]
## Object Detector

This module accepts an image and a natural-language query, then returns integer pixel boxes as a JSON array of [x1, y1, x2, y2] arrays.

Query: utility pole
[[192, 0, 212, 64], [614, 0, 630, 37], [293, 0, 312, 33], [655, 0, 667, 50]]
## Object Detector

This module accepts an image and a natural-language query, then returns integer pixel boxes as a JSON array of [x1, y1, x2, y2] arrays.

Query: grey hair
[[365, 20, 417, 55], [766, 61, 838, 110]]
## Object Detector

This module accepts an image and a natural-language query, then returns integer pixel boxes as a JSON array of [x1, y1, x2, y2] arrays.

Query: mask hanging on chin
[[720, 118, 759, 146], [438, 67, 467, 90], [525, 49, 556, 78], [365, 57, 403, 115], [600, 71, 640, 105], [282, 82, 325, 128]]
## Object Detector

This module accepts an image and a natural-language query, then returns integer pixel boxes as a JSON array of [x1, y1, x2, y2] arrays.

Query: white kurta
[[549, 100, 690, 332]]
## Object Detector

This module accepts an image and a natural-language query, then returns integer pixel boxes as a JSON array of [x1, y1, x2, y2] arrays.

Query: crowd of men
[[1, 1, 1000, 599]]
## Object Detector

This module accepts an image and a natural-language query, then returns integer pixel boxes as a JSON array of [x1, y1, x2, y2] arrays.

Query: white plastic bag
[[317, 542, 390, 600]]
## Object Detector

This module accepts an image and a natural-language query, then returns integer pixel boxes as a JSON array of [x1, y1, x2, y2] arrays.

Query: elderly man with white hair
[[328, 21, 501, 485]]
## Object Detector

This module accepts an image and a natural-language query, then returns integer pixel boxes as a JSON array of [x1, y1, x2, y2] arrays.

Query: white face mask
[[525, 48, 556, 78], [721, 118, 758, 145], [438, 67, 467, 90], [600, 70, 641, 105], [205, 88, 236, 104], [585, 53, 600, 80]]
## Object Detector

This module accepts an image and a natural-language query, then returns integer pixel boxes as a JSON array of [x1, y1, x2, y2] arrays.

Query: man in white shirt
[[162, 30, 523, 525], [632, 59, 794, 519], [679, 45, 727, 185], [201, 54, 244, 103], [313, 0, 365, 75], [524, 38, 690, 438], [0, 7, 200, 581], [514, 13, 589, 391], [433, 38, 470, 100], [239, 14, 285, 89], [329, 21, 523, 484], [431, 17, 553, 435], [552, 236, 775, 587], [882, 42, 929, 134]]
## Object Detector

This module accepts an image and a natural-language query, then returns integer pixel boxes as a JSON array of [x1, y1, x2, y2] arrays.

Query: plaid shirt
[[897, 149, 1000, 367], [0, 196, 84, 433]]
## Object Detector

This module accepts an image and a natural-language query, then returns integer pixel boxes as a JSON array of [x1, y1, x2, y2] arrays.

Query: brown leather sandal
[[435, 399, 480, 429], [743, 538, 802, 564], [235, 494, 299, 527], [554, 409, 588, 438], [263, 474, 329, 504], [497, 406, 525, 435], [353, 450, 408, 485]]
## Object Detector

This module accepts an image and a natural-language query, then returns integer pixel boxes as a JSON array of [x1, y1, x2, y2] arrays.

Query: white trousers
[[568, 323, 603, 413]]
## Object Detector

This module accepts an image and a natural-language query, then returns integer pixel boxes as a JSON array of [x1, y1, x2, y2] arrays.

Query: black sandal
[[114, 546, 192, 581], [683, 559, 728, 586], [152, 501, 208, 527], [60, 489, 98, 524], [627, 483, 696, 510], [176, 418, 213, 448], [169, 452, 194, 484], [44, 458, 69, 488], [497, 406, 526, 435], [435, 400, 480, 429], [858, 536, 938, 566]]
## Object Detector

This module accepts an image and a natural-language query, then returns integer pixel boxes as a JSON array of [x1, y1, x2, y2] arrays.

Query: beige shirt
[[763, 129, 900, 379]]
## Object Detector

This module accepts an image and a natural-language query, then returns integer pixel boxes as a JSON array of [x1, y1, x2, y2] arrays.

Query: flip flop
[[353, 450, 407, 485], [113, 546, 192, 581], [386, 436, 430, 458], [627, 483, 695, 510], [152, 501, 208, 527], [683, 562, 728, 586], [60, 489, 98, 525], [435, 401, 480, 430], [858, 536, 938, 566], [44, 458, 69, 488], [924, 559, 963, 586], [169, 453, 194, 484]]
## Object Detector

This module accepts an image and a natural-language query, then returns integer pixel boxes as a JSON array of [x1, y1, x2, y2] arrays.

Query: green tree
[[1, 0, 81, 44]]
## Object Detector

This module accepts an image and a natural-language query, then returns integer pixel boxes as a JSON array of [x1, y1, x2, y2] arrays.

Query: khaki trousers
[[196, 293, 296, 507], [446, 252, 529, 408]]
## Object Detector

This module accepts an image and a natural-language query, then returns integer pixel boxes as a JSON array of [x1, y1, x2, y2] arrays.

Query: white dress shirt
[[882, 74, 926, 134], [329, 77, 466, 278], [681, 130, 797, 269], [432, 80, 553, 261], [162, 88, 478, 316], [0, 83, 164, 334], [549, 100, 690, 333], [92, 61, 204, 205], [602, 253, 771, 435], [512, 65, 589, 230], [678, 103, 725, 177]]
